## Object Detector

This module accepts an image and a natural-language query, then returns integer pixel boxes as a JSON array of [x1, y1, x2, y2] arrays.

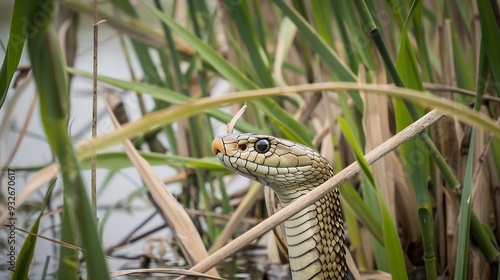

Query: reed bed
[[1, 0, 499, 279]]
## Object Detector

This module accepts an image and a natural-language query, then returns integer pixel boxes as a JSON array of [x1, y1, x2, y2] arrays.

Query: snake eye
[[254, 139, 270, 153]]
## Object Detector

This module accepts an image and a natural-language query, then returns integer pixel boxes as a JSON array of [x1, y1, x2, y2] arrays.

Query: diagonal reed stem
[[186, 110, 444, 275]]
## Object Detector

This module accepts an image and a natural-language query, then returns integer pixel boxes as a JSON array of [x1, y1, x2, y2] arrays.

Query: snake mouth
[[211, 137, 225, 155]]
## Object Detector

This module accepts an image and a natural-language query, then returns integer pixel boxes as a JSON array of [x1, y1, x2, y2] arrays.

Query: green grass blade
[[338, 184, 384, 244], [224, 29, 261, 84], [26, 1, 109, 278], [360, 175, 389, 271], [79, 151, 227, 171], [466, 38, 500, 263], [396, 0, 424, 92], [0, 0, 31, 109], [477, 0, 500, 87], [394, 3, 438, 278], [24, 2, 77, 277], [451, 28, 474, 92], [331, 1, 375, 70], [273, 0, 364, 112], [492, 139, 500, 192], [341, 114, 390, 269], [274, 0, 356, 83], [140, 0, 313, 147], [225, 0, 274, 87], [339, 116, 407, 278], [454, 128, 475, 279], [387, 0, 405, 29], [11, 179, 56, 280], [112, 0, 183, 158], [310, 0, 334, 47], [112, 0, 164, 86], [75, 83, 500, 161], [456, 40, 491, 277], [41, 256, 50, 280], [341, 195, 369, 270], [378, 191, 408, 279], [66, 68, 262, 133], [141, 0, 257, 90], [160, 0, 186, 92], [62, 0, 176, 50]]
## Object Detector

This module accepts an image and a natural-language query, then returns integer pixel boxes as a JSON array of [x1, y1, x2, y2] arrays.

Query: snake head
[[211, 133, 333, 198], [212, 133, 345, 278]]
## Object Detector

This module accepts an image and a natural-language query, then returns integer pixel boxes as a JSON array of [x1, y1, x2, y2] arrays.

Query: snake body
[[211, 133, 346, 279]]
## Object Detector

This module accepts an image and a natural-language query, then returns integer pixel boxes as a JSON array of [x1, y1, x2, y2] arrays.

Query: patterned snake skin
[[211, 133, 346, 279]]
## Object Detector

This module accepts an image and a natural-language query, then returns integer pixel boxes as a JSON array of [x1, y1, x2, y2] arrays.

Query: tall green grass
[[1, 0, 499, 279]]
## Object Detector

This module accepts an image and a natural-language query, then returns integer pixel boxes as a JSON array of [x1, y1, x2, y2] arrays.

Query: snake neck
[[278, 188, 347, 280], [210, 134, 347, 279]]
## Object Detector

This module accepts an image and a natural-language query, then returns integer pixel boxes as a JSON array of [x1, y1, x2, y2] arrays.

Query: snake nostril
[[238, 144, 247, 151]]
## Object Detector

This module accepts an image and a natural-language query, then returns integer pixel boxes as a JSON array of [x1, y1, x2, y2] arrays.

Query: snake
[[211, 133, 346, 279]]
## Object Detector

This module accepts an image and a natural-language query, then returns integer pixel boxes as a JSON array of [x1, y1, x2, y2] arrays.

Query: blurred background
[[1, 0, 499, 279]]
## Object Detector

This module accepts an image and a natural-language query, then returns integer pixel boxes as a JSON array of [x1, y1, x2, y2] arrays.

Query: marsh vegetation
[[1, 0, 499, 279]]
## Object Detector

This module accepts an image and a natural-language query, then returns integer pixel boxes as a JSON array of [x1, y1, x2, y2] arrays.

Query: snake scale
[[212, 133, 347, 279]]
